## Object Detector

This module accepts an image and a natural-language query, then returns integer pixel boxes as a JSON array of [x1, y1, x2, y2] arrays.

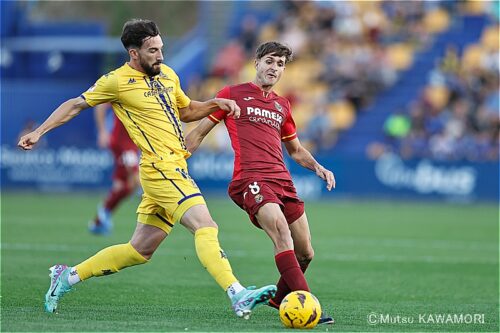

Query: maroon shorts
[[228, 178, 305, 228], [110, 144, 139, 182]]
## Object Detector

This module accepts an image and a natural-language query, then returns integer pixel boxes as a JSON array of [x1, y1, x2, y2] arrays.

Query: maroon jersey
[[109, 115, 137, 151], [208, 82, 297, 181]]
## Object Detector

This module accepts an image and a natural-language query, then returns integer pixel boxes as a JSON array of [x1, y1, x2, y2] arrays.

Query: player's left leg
[[270, 212, 334, 324], [268, 212, 312, 308], [180, 204, 276, 319], [45, 222, 164, 313]]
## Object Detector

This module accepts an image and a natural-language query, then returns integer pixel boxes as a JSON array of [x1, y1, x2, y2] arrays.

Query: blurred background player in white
[[89, 103, 140, 235]]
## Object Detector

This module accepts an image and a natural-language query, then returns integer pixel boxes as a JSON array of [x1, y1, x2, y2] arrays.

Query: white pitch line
[[1, 243, 496, 265]]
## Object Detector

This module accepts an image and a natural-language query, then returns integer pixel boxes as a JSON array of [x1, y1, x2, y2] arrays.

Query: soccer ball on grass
[[279, 290, 322, 329]]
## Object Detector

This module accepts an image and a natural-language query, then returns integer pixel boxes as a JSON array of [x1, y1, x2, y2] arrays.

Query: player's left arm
[[179, 99, 240, 123], [185, 118, 217, 153], [284, 138, 335, 191]]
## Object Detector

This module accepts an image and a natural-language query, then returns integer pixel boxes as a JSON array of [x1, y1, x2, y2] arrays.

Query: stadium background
[[1, 1, 498, 332]]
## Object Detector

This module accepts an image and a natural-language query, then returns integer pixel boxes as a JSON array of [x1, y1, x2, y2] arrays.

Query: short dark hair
[[121, 19, 160, 50], [255, 42, 293, 63]]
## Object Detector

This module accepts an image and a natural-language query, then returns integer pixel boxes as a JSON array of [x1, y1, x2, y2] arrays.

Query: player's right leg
[[180, 204, 276, 319], [44, 222, 165, 313]]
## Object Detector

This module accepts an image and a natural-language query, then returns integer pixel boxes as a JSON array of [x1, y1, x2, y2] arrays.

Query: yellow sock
[[195, 227, 238, 290], [75, 242, 148, 280]]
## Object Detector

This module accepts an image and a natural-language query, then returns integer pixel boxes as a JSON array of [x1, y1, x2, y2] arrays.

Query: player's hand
[[315, 165, 335, 191], [97, 130, 110, 149], [18, 131, 41, 150], [215, 98, 240, 119]]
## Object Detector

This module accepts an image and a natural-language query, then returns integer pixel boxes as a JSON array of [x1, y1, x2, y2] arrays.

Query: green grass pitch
[[1, 192, 498, 332]]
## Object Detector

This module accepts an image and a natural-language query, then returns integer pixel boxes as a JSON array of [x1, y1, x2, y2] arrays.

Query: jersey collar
[[248, 82, 276, 99]]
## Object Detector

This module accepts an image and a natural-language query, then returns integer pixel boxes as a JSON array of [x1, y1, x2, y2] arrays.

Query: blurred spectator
[[372, 25, 499, 162], [211, 40, 245, 79], [383, 110, 411, 142], [238, 15, 259, 56], [301, 99, 336, 152]]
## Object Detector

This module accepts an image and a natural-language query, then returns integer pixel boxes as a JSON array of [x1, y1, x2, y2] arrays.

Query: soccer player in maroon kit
[[186, 42, 335, 324], [89, 103, 140, 235]]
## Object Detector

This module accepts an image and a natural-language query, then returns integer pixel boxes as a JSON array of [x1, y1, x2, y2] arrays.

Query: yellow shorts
[[136, 161, 206, 234]]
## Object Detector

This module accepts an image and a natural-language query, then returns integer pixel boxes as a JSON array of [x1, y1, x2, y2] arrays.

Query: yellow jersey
[[81, 63, 191, 164]]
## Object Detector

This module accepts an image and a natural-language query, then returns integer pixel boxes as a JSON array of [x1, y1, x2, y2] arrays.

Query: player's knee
[[183, 217, 218, 234], [189, 217, 218, 233], [137, 248, 155, 260], [130, 239, 158, 260], [181, 205, 218, 234], [297, 248, 314, 265]]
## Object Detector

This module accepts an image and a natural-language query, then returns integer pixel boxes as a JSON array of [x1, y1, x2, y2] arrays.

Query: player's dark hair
[[255, 42, 293, 63], [121, 19, 160, 50]]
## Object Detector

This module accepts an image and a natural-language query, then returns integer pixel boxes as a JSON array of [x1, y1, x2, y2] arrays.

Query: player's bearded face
[[138, 35, 164, 77], [256, 54, 286, 87], [139, 54, 162, 76]]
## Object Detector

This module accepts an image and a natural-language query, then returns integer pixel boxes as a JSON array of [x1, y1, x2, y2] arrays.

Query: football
[[279, 290, 322, 329]]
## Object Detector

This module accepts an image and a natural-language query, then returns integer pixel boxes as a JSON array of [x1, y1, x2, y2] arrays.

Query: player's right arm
[[18, 97, 90, 150], [18, 71, 118, 151], [185, 118, 217, 153]]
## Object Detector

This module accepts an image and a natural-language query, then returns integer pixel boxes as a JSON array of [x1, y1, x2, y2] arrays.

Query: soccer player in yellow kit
[[18, 19, 276, 318]]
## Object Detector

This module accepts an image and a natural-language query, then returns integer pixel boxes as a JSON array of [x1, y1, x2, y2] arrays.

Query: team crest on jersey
[[255, 194, 264, 203], [274, 101, 283, 113]]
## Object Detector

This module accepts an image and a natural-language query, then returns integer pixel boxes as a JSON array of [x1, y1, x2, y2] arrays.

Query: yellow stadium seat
[[297, 58, 325, 80], [387, 43, 414, 70], [423, 9, 450, 33], [463, 0, 488, 14], [202, 77, 225, 98], [481, 25, 500, 51], [297, 84, 328, 104], [327, 100, 356, 130], [291, 103, 314, 129], [258, 24, 279, 44], [462, 44, 484, 71], [238, 61, 257, 83], [424, 85, 450, 110]]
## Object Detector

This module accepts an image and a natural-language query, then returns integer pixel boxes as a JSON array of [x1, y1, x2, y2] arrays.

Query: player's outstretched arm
[[185, 118, 217, 154], [284, 138, 336, 191], [18, 97, 90, 150], [179, 98, 240, 123]]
